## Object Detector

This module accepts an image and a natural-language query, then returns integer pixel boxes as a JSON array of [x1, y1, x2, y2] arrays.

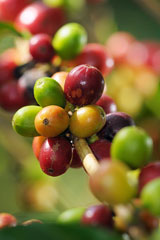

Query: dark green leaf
[[108, 0, 160, 40], [0, 223, 123, 240]]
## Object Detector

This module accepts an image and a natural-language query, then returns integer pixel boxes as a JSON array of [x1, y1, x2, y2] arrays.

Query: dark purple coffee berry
[[97, 112, 135, 142]]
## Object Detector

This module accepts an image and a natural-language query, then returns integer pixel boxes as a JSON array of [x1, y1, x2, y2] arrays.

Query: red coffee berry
[[138, 162, 160, 193], [82, 204, 113, 228], [89, 139, 111, 161], [70, 148, 82, 168], [74, 43, 114, 76], [15, 2, 65, 36], [0, 81, 29, 111], [29, 34, 55, 62], [0, 0, 30, 22], [39, 137, 72, 176], [96, 94, 117, 114], [0, 59, 17, 85], [0, 213, 17, 229], [64, 64, 104, 106]]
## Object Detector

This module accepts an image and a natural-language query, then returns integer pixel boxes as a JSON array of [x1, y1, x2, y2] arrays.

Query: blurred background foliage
[[1, 0, 160, 224]]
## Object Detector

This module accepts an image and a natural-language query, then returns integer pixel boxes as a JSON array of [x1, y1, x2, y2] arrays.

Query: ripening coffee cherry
[[70, 148, 82, 168], [15, 2, 65, 36], [111, 126, 153, 169], [141, 178, 160, 216], [96, 94, 117, 114], [73, 43, 114, 76], [64, 65, 104, 106], [97, 112, 135, 142], [81, 204, 113, 228], [39, 137, 72, 176], [0, 59, 17, 85], [52, 23, 87, 60], [51, 71, 68, 90], [0, 213, 17, 229], [0, 81, 29, 112], [90, 161, 136, 205], [35, 105, 69, 137], [69, 105, 106, 138], [138, 162, 160, 193], [17, 68, 47, 104], [0, 0, 30, 22], [89, 139, 111, 161], [32, 136, 46, 160], [29, 34, 55, 62]]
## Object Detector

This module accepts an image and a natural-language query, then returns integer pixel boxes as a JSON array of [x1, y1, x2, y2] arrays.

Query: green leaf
[[15, 211, 59, 223], [0, 34, 15, 54], [0, 223, 123, 240], [150, 228, 160, 240], [0, 22, 31, 54], [0, 22, 22, 37]]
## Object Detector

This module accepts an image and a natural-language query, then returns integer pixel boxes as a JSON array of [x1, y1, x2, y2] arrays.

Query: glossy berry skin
[[0, 82, 28, 112], [0, 59, 17, 85], [96, 94, 117, 114], [111, 126, 153, 169], [15, 2, 65, 36], [12, 105, 42, 137], [90, 161, 136, 205], [35, 105, 69, 137], [89, 139, 111, 161], [141, 178, 160, 216], [52, 23, 87, 60], [138, 162, 160, 193], [69, 105, 106, 138], [73, 43, 114, 76], [39, 137, 72, 176], [51, 71, 68, 90], [32, 136, 46, 160], [0, 213, 17, 229], [17, 68, 47, 104], [0, 0, 30, 22], [34, 77, 66, 108], [29, 34, 55, 62], [70, 148, 82, 168], [81, 205, 113, 228], [97, 112, 135, 142], [64, 65, 104, 106]]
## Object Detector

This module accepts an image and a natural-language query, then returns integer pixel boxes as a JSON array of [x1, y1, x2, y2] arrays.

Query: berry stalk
[[74, 138, 99, 175]]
